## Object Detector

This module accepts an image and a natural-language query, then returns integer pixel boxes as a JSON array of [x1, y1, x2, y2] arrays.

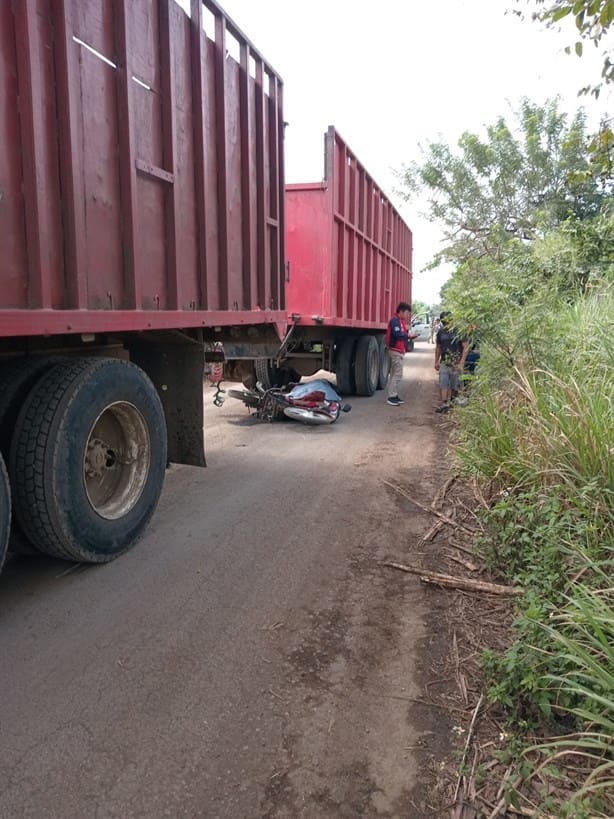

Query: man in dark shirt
[[434, 312, 468, 412], [385, 301, 412, 405]]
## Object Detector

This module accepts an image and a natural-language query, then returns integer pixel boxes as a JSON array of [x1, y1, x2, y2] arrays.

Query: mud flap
[[129, 338, 206, 467]]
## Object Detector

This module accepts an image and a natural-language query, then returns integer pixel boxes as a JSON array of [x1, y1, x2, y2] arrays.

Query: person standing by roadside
[[428, 316, 438, 344], [434, 311, 468, 413], [385, 301, 412, 406]]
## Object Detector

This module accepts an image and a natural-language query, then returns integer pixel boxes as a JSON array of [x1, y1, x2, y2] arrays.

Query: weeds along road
[[0, 342, 451, 819]]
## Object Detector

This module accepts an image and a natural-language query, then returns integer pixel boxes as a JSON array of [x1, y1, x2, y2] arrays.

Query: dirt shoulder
[[255, 343, 490, 818]]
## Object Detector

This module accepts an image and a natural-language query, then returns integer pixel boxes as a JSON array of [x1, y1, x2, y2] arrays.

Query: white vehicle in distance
[[410, 321, 431, 342]]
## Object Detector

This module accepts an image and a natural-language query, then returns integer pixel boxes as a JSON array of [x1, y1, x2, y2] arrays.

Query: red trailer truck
[[0, 0, 288, 572], [0, 1, 413, 578], [253, 126, 413, 397]]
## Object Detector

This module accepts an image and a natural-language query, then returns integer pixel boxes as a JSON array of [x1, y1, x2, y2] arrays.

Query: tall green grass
[[523, 573, 613, 818], [453, 282, 613, 814]]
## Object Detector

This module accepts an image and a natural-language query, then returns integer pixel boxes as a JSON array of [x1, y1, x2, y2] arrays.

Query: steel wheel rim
[[83, 401, 151, 520]]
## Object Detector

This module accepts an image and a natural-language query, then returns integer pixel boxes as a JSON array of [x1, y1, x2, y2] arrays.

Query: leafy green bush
[[451, 277, 613, 812]]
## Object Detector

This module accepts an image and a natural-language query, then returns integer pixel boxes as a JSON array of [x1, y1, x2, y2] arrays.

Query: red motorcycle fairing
[[224, 378, 349, 425]]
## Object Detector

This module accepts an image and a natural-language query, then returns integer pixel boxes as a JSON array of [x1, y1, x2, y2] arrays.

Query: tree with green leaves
[[410, 299, 429, 319], [397, 97, 613, 369], [516, 1, 614, 93], [516, 2, 614, 222], [398, 99, 607, 271]]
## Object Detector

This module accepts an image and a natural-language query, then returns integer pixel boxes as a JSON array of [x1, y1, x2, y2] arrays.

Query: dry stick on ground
[[447, 538, 479, 557], [419, 519, 445, 545], [456, 498, 483, 524], [485, 772, 559, 819], [452, 631, 469, 706], [431, 475, 457, 509], [453, 694, 485, 812], [382, 562, 523, 596], [471, 477, 491, 511], [445, 551, 479, 573], [468, 746, 479, 803], [384, 481, 476, 535], [506, 808, 558, 818]]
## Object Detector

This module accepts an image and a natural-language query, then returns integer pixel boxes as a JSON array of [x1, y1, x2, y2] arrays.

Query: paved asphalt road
[[0, 342, 448, 818]]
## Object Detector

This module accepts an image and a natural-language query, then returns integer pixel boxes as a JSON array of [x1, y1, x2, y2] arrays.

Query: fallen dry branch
[[419, 519, 445, 545], [453, 693, 484, 805], [431, 475, 457, 509], [445, 552, 479, 573], [470, 476, 490, 511], [384, 481, 475, 535], [456, 497, 482, 523], [447, 538, 479, 557], [382, 562, 523, 597]]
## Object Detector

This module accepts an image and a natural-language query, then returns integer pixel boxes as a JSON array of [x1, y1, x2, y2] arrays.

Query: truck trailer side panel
[[285, 127, 412, 330], [0, 0, 285, 336], [0, 0, 288, 573]]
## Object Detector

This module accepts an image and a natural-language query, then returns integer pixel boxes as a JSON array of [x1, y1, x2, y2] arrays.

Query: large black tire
[[0, 356, 64, 459], [254, 359, 299, 389], [376, 335, 390, 390], [354, 335, 379, 396], [0, 452, 10, 575], [254, 358, 274, 389], [335, 337, 357, 396], [0, 356, 65, 556], [9, 358, 167, 563]]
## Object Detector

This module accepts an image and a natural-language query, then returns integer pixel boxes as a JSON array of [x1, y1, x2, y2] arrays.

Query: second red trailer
[[258, 127, 413, 396]]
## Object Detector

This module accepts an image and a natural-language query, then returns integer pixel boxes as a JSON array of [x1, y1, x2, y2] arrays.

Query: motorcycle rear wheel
[[227, 389, 261, 408]]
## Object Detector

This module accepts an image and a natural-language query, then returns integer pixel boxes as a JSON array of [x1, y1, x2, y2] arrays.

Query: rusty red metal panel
[[254, 58, 266, 310], [239, 40, 253, 310], [159, 0, 180, 310], [0, 0, 286, 337], [55, 0, 87, 309], [112, 0, 140, 309], [285, 183, 330, 319], [0, 1, 27, 310], [286, 128, 412, 329], [212, 9, 229, 310], [0, 309, 289, 337], [189, 0, 209, 309], [13, 0, 51, 309], [267, 72, 282, 311], [276, 80, 286, 311]]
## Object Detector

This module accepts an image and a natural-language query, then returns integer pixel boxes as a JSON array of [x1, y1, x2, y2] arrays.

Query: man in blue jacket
[[434, 311, 468, 412], [385, 301, 412, 405]]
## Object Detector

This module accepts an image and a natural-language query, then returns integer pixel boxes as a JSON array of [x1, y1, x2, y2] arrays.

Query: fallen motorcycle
[[224, 379, 351, 425]]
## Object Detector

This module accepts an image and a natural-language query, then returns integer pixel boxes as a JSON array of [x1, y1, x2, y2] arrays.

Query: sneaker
[[387, 396, 402, 405], [435, 402, 450, 413]]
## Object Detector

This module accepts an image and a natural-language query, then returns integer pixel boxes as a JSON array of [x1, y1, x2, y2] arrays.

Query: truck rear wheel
[[376, 336, 390, 390], [354, 335, 379, 396], [0, 355, 65, 555], [335, 337, 357, 396], [254, 359, 299, 389], [9, 358, 167, 563], [0, 453, 10, 575], [0, 356, 64, 459]]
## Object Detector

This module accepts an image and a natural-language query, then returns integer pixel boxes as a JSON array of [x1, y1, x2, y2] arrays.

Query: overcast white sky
[[212, 0, 612, 304]]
